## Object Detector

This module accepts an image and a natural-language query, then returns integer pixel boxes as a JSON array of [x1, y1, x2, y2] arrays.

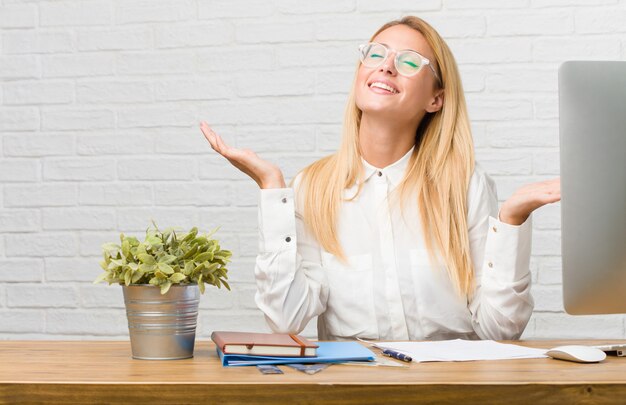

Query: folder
[[216, 341, 376, 367]]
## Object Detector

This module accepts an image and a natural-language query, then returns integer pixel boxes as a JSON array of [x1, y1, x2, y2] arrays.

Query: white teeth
[[370, 81, 398, 94]]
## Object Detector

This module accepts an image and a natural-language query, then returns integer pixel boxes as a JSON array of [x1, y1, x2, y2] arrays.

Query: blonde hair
[[294, 16, 476, 297]]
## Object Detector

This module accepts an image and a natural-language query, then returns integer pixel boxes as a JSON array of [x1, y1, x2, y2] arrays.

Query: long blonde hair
[[294, 16, 476, 297]]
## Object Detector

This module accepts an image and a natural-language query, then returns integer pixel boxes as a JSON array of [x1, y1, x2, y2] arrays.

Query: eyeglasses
[[358, 42, 441, 84]]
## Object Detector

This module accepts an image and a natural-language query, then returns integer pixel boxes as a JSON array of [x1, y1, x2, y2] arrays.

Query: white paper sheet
[[369, 339, 549, 362]]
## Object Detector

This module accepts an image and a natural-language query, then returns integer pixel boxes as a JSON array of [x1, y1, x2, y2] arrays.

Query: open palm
[[500, 178, 561, 225], [199, 121, 286, 189]]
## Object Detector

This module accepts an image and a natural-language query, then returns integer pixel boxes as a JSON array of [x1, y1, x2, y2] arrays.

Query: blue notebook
[[216, 341, 375, 367]]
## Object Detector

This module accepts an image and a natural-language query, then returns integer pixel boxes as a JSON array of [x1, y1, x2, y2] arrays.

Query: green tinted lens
[[396, 52, 423, 76], [362, 43, 387, 67]]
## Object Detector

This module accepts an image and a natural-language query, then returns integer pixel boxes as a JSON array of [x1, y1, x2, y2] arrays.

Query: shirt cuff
[[481, 213, 533, 284], [258, 188, 296, 253]]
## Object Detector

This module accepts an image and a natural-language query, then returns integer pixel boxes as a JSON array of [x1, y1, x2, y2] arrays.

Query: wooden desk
[[1, 339, 625, 404]]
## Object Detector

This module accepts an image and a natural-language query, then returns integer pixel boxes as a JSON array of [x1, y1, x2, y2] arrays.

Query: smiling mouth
[[368, 81, 399, 94]]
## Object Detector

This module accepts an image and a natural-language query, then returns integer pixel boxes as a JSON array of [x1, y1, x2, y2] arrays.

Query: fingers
[[540, 193, 561, 204], [543, 178, 561, 189], [522, 178, 561, 195], [200, 121, 232, 157], [199, 121, 217, 150], [199, 121, 247, 166], [214, 131, 231, 156]]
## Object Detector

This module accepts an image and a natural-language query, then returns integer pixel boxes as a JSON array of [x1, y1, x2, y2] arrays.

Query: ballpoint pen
[[381, 348, 413, 362]]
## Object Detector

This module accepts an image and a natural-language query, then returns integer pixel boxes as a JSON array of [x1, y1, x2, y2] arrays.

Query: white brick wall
[[1, 0, 625, 341]]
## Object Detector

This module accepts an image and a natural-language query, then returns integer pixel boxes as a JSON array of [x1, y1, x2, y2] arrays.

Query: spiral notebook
[[216, 341, 376, 367]]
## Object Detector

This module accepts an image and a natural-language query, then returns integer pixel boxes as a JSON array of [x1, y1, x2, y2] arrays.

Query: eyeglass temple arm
[[424, 60, 442, 86]]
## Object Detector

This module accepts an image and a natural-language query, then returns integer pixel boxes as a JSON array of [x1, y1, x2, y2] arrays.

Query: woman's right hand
[[199, 121, 286, 189]]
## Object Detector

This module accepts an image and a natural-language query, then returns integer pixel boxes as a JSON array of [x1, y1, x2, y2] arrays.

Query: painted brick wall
[[1, 0, 625, 340]]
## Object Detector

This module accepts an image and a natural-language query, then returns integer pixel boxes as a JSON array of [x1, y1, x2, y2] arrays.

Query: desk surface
[[1, 339, 626, 404]]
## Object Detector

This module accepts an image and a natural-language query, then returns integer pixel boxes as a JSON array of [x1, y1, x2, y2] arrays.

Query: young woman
[[200, 16, 560, 341]]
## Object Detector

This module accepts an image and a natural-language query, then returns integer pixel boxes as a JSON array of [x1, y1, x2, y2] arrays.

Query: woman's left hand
[[499, 178, 561, 226]]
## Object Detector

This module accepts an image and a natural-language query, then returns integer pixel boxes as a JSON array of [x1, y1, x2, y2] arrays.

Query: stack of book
[[211, 331, 375, 367]]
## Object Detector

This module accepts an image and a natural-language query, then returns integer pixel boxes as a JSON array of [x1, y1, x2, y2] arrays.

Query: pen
[[382, 348, 412, 362]]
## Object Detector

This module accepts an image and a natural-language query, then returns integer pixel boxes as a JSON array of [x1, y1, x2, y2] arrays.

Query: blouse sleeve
[[466, 164, 534, 340], [254, 173, 329, 334]]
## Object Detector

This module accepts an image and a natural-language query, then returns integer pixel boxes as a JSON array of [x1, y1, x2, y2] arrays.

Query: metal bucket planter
[[122, 284, 200, 360]]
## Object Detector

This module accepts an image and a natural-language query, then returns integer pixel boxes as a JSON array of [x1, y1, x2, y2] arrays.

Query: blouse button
[[488, 262, 493, 268], [492, 226, 498, 233], [281, 197, 287, 203], [377, 171, 383, 177], [285, 236, 292, 242]]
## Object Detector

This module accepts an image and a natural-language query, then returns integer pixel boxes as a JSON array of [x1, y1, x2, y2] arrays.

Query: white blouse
[[254, 146, 533, 341]]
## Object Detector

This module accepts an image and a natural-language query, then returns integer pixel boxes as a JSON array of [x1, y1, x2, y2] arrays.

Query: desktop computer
[[559, 60, 626, 355], [559, 60, 626, 315]]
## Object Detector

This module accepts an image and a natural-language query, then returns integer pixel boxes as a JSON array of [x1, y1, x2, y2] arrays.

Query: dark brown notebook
[[211, 331, 319, 357]]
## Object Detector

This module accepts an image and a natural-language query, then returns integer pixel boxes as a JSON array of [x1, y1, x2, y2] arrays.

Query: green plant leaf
[[138, 263, 156, 273], [131, 270, 144, 284], [122, 239, 130, 257], [93, 272, 108, 284], [158, 254, 177, 264], [182, 227, 198, 242], [192, 263, 203, 276], [206, 226, 220, 239], [193, 236, 208, 246], [146, 235, 162, 247], [182, 245, 198, 259], [194, 252, 213, 263], [160, 281, 172, 295], [205, 262, 220, 273], [138, 254, 156, 265], [136, 244, 147, 256], [157, 262, 174, 275], [107, 261, 120, 271], [162, 228, 173, 242], [198, 274, 205, 294], [169, 273, 186, 283], [214, 254, 230, 263], [222, 279, 230, 291], [183, 261, 194, 276], [102, 243, 120, 252], [127, 236, 140, 246]]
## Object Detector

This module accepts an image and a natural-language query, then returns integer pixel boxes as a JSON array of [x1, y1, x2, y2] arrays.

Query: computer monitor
[[559, 60, 626, 315]]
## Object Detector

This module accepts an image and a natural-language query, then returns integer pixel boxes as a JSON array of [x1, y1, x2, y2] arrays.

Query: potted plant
[[94, 222, 232, 360]]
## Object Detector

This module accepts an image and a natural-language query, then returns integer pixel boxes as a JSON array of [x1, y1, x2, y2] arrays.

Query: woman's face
[[355, 24, 442, 123]]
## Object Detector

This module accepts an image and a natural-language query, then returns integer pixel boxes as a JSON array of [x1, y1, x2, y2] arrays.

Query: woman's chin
[[358, 103, 399, 116], [356, 93, 401, 111]]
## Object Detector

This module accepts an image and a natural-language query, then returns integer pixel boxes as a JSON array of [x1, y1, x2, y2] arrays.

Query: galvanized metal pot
[[122, 284, 200, 360]]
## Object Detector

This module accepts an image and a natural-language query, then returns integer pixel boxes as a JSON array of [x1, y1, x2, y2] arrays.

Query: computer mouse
[[546, 345, 606, 363]]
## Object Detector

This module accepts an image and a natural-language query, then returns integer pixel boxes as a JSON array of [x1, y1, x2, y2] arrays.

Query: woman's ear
[[425, 89, 444, 113]]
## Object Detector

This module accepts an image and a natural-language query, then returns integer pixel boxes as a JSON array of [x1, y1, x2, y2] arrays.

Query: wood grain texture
[[1, 339, 626, 404]]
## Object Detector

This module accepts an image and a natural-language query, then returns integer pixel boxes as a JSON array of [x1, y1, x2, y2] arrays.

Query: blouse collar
[[359, 145, 415, 187]]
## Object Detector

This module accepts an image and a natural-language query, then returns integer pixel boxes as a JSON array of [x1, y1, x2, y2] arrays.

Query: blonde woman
[[200, 16, 560, 341]]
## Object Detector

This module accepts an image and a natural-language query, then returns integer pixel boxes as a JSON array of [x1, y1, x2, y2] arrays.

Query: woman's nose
[[379, 53, 397, 75]]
